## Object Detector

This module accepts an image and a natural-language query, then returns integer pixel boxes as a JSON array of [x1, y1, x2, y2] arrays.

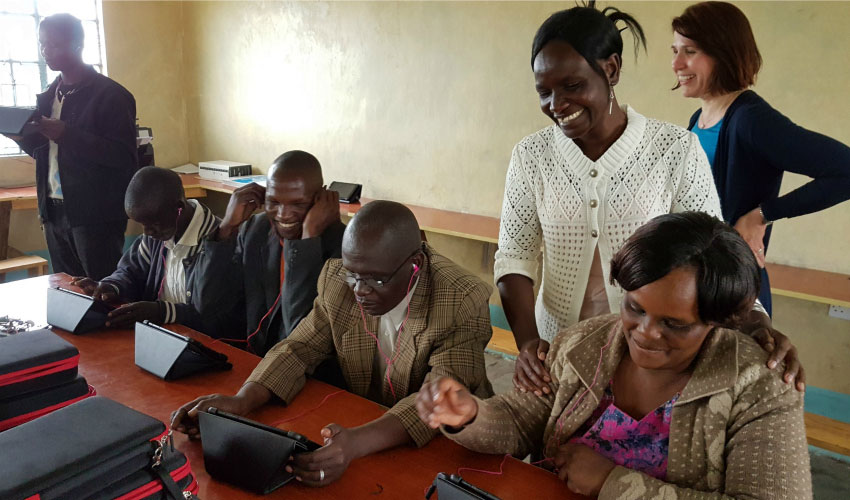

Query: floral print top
[[568, 383, 679, 480]]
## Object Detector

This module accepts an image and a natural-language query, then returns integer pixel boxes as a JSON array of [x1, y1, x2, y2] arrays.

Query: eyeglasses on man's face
[[341, 247, 421, 291]]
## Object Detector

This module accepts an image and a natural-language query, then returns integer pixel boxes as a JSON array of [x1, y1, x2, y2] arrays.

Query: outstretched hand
[[415, 376, 478, 429]]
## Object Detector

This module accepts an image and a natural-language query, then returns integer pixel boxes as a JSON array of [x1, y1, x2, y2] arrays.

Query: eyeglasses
[[341, 247, 421, 291]]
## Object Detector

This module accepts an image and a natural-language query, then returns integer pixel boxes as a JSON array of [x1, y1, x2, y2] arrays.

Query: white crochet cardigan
[[495, 106, 723, 342]]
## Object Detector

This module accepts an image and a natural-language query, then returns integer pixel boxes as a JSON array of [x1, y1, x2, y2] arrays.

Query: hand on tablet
[[105, 301, 160, 328], [70, 277, 119, 302], [285, 423, 355, 486], [171, 383, 271, 439]]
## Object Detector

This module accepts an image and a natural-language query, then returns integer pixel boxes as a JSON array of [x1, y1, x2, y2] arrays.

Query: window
[[0, 0, 106, 156]]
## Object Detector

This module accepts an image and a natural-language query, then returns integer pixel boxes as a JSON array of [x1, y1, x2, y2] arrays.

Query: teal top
[[692, 118, 723, 167]]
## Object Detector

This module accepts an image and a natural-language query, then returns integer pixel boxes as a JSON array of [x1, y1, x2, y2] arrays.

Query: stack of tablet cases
[[0, 396, 199, 500], [0, 329, 94, 431]]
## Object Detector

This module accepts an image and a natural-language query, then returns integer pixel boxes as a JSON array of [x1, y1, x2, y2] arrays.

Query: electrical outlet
[[828, 305, 850, 321]]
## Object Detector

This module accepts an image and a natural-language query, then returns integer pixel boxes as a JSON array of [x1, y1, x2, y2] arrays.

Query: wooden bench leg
[[0, 201, 11, 261]]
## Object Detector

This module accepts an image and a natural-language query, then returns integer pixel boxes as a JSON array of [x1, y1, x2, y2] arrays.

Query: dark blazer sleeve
[[100, 235, 153, 302], [246, 260, 337, 403], [59, 87, 137, 170], [192, 224, 249, 339], [15, 132, 48, 157], [279, 220, 345, 337], [740, 103, 850, 221]]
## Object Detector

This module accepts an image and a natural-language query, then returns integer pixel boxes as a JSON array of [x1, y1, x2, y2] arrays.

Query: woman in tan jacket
[[417, 212, 811, 499]]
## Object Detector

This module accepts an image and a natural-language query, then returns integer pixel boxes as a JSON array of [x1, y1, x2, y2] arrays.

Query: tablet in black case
[[46, 287, 111, 334], [199, 407, 320, 494], [134, 320, 231, 380]]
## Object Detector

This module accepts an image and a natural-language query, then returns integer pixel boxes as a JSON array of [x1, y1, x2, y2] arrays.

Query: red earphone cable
[[356, 264, 419, 401]]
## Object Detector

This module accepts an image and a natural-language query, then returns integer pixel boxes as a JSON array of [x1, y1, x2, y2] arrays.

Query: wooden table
[[0, 274, 582, 500]]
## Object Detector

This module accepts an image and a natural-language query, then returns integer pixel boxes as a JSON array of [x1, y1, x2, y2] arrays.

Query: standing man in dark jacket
[[195, 150, 345, 355], [8, 13, 137, 279]]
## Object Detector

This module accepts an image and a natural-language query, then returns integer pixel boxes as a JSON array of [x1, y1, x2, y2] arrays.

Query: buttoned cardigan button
[[589, 169, 598, 177], [591, 230, 598, 238], [589, 200, 598, 208]]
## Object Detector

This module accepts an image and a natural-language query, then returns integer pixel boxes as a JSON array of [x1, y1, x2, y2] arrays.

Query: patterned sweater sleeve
[[494, 141, 543, 284], [441, 335, 568, 457], [672, 130, 723, 219]]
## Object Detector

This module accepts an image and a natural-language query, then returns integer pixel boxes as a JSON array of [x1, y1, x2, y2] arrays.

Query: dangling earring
[[609, 88, 615, 115]]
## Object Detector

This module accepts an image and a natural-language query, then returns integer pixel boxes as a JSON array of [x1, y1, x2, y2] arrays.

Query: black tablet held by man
[[199, 407, 320, 494], [0, 106, 37, 136]]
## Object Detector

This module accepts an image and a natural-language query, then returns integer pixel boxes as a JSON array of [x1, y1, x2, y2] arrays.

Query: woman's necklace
[[698, 90, 744, 129]]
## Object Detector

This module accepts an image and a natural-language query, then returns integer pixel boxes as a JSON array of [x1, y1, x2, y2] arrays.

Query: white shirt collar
[[381, 277, 419, 331], [165, 199, 204, 251]]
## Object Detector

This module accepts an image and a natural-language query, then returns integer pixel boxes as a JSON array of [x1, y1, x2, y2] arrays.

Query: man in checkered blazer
[[172, 200, 494, 486]]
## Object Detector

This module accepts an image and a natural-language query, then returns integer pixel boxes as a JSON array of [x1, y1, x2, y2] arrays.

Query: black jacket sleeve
[[279, 221, 345, 336], [741, 103, 850, 221], [192, 225, 248, 339], [100, 235, 153, 302]]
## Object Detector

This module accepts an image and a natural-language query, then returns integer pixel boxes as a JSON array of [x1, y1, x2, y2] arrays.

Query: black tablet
[[328, 181, 362, 204], [0, 106, 37, 135], [46, 287, 113, 334], [198, 407, 320, 494], [134, 321, 231, 380]]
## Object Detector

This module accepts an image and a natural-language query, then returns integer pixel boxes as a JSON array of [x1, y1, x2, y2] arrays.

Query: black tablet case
[[0, 328, 79, 399], [0, 105, 36, 135], [46, 287, 111, 334], [198, 408, 320, 494], [328, 181, 362, 204], [134, 321, 232, 380], [425, 473, 501, 500], [0, 396, 195, 500], [0, 374, 91, 429], [88, 451, 197, 500]]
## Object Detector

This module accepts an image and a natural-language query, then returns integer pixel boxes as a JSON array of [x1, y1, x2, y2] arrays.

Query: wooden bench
[[488, 325, 520, 357], [0, 255, 49, 282], [805, 412, 850, 457]]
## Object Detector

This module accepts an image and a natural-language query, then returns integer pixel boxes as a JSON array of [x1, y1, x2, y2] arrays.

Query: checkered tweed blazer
[[247, 243, 494, 446]]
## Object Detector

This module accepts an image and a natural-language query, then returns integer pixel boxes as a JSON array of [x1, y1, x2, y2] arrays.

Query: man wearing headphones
[[172, 201, 494, 486], [6, 13, 137, 280], [192, 150, 345, 354], [70, 167, 219, 331]]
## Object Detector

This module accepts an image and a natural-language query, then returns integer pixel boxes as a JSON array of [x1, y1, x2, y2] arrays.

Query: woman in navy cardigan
[[670, 1, 850, 316]]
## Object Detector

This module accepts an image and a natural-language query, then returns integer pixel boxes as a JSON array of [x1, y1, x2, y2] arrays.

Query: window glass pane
[[12, 63, 44, 107], [1, 15, 39, 61], [0, 136, 22, 156], [37, 0, 97, 21], [0, 62, 14, 106], [81, 20, 101, 65], [0, 1, 36, 15]]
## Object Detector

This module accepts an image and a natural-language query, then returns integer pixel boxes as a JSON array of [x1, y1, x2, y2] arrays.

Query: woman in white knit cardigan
[[497, 3, 802, 396]]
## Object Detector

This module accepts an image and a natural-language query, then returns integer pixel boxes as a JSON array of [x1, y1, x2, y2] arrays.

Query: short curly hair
[[610, 212, 759, 328]]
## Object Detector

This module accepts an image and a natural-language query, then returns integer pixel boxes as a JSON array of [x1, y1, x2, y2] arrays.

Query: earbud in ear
[[412, 263, 420, 274], [177, 207, 183, 217]]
